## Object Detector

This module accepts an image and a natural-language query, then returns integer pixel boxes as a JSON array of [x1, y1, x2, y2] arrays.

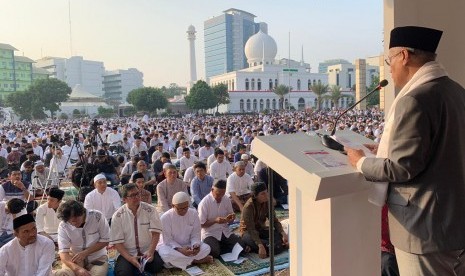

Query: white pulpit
[[251, 130, 381, 276]]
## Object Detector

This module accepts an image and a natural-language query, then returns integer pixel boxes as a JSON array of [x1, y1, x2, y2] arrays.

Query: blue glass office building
[[204, 9, 265, 80]]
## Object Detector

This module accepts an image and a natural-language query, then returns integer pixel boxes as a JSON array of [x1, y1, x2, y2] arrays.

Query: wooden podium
[[251, 130, 381, 276]]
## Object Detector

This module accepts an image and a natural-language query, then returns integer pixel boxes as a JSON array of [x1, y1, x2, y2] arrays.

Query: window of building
[[253, 99, 257, 110], [313, 80, 316, 85], [246, 99, 251, 111], [231, 80, 235, 91], [298, 98, 305, 110], [266, 99, 270, 109], [240, 99, 244, 111], [284, 99, 289, 109], [297, 79, 301, 90], [272, 99, 276, 110], [259, 99, 264, 111], [269, 79, 273, 90], [308, 80, 312, 90], [251, 78, 255, 90], [245, 79, 249, 91], [257, 79, 261, 91], [274, 79, 278, 88]]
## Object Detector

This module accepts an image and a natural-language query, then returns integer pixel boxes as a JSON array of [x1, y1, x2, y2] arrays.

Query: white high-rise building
[[35, 56, 105, 97], [103, 68, 143, 104]]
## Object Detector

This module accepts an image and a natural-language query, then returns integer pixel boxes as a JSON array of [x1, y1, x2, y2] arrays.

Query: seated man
[[31, 161, 54, 197], [209, 149, 232, 181], [156, 164, 188, 215], [131, 172, 152, 205], [0, 214, 55, 275], [158, 192, 213, 270], [239, 182, 289, 259], [0, 198, 27, 247], [56, 200, 110, 276], [198, 180, 247, 258], [110, 183, 164, 275], [93, 149, 120, 186], [0, 169, 36, 213], [226, 161, 253, 212], [35, 187, 65, 242], [179, 147, 197, 176], [130, 160, 156, 195], [190, 162, 214, 208], [84, 174, 121, 224]]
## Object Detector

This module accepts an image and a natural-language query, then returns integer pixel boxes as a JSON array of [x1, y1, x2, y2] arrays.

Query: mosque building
[[208, 30, 355, 113]]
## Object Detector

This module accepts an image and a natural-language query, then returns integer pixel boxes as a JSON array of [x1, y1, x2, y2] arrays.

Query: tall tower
[[187, 25, 197, 90]]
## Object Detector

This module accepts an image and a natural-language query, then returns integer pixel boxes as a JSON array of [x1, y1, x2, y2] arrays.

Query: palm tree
[[273, 84, 290, 110], [310, 83, 329, 110]]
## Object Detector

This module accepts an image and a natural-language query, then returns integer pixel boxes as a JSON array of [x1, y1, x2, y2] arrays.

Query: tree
[[5, 78, 71, 119], [185, 80, 216, 112], [211, 83, 230, 112], [366, 76, 381, 107], [325, 85, 353, 109], [272, 84, 290, 110], [126, 87, 168, 115], [97, 106, 115, 118], [310, 83, 329, 110]]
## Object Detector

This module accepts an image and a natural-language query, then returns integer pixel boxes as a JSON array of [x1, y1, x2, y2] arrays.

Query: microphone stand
[[321, 80, 388, 152]]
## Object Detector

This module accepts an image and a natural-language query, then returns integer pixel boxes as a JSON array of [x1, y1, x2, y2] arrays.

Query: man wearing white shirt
[[179, 147, 198, 175], [106, 127, 123, 145], [36, 188, 64, 242], [0, 199, 27, 247], [110, 183, 164, 275], [84, 174, 121, 224], [157, 192, 212, 270], [226, 161, 254, 212], [0, 144, 7, 159], [0, 214, 55, 276], [198, 180, 246, 258], [198, 142, 214, 162], [56, 200, 110, 276], [61, 137, 82, 164], [31, 140, 44, 160], [209, 149, 232, 180]]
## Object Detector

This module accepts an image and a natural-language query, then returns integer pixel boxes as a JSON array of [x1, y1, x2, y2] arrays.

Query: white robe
[[157, 208, 210, 270], [0, 235, 55, 276]]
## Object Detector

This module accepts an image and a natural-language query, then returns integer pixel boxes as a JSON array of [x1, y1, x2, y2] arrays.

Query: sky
[[1, 0, 383, 88]]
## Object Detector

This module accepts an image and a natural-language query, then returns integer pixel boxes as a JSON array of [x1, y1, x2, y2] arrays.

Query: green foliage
[[97, 106, 115, 118], [211, 83, 230, 112], [185, 80, 216, 111], [272, 85, 290, 110], [310, 83, 329, 110], [366, 75, 381, 107], [123, 106, 136, 117], [5, 78, 71, 119], [161, 83, 186, 98], [126, 87, 168, 115], [73, 109, 80, 115], [325, 85, 353, 108], [59, 113, 69, 119]]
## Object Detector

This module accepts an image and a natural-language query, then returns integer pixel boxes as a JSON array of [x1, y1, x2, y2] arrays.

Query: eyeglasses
[[126, 192, 141, 198], [384, 51, 403, 66]]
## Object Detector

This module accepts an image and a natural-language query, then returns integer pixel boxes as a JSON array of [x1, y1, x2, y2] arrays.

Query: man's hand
[[345, 147, 366, 167], [127, 256, 141, 270], [71, 251, 88, 264], [13, 180, 26, 191], [226, 213, 235, 223], [142, 249, 154, 262], [281, 232, 289, 246], [363, 144, 379, 154], [258, 244, 267, 259], [191, 244, 200, 255], [215, 216, 227, 224], [177, 247, 194, 256]]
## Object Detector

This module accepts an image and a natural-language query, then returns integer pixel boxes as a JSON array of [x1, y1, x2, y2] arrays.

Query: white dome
[[244, 30, 278, 66], [187, 25, 195, 32]]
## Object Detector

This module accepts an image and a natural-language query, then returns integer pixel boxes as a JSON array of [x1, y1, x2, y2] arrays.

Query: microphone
[[321, 79, 388, 152]]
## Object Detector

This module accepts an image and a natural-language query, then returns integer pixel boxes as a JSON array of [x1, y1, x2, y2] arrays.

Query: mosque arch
[[259, 99, 264, 111], [308, 79, 312, 90], [274, 79, 278, 88], [298, 98, 305, 110], [314, 98, 318, 108], [272, 99, 277, 110], [246, 99, 251, 111], [266, 99, 270, 109], [297, 79, 301, 90], [269, 79, 273, 90], [253, 99, 258, 111], [231, 80, 235, 91]]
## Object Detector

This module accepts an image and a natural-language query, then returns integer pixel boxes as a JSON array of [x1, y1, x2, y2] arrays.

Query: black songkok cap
[[49, 188, 65, 200], [389, 26, 443, 53], [251, 182, 267, 196], [13, 214, 35, 230]]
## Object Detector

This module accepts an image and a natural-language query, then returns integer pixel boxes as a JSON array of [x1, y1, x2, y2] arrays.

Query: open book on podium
[[251, 130, 381, 276]]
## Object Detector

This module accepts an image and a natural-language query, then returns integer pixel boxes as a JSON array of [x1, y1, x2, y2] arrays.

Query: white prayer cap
[[172, 191, 190, 205], [34, 161, 45, 168], [93, 173, 106, 183], [241, 154, 249, 160], [162, 162, 172, 169]]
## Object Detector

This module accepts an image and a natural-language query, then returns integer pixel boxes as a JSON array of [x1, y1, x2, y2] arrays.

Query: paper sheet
[[220, 243, 243, 262]]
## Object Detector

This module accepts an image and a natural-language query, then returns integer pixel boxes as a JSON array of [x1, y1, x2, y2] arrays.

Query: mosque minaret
[[187, 25, 197, 91]]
